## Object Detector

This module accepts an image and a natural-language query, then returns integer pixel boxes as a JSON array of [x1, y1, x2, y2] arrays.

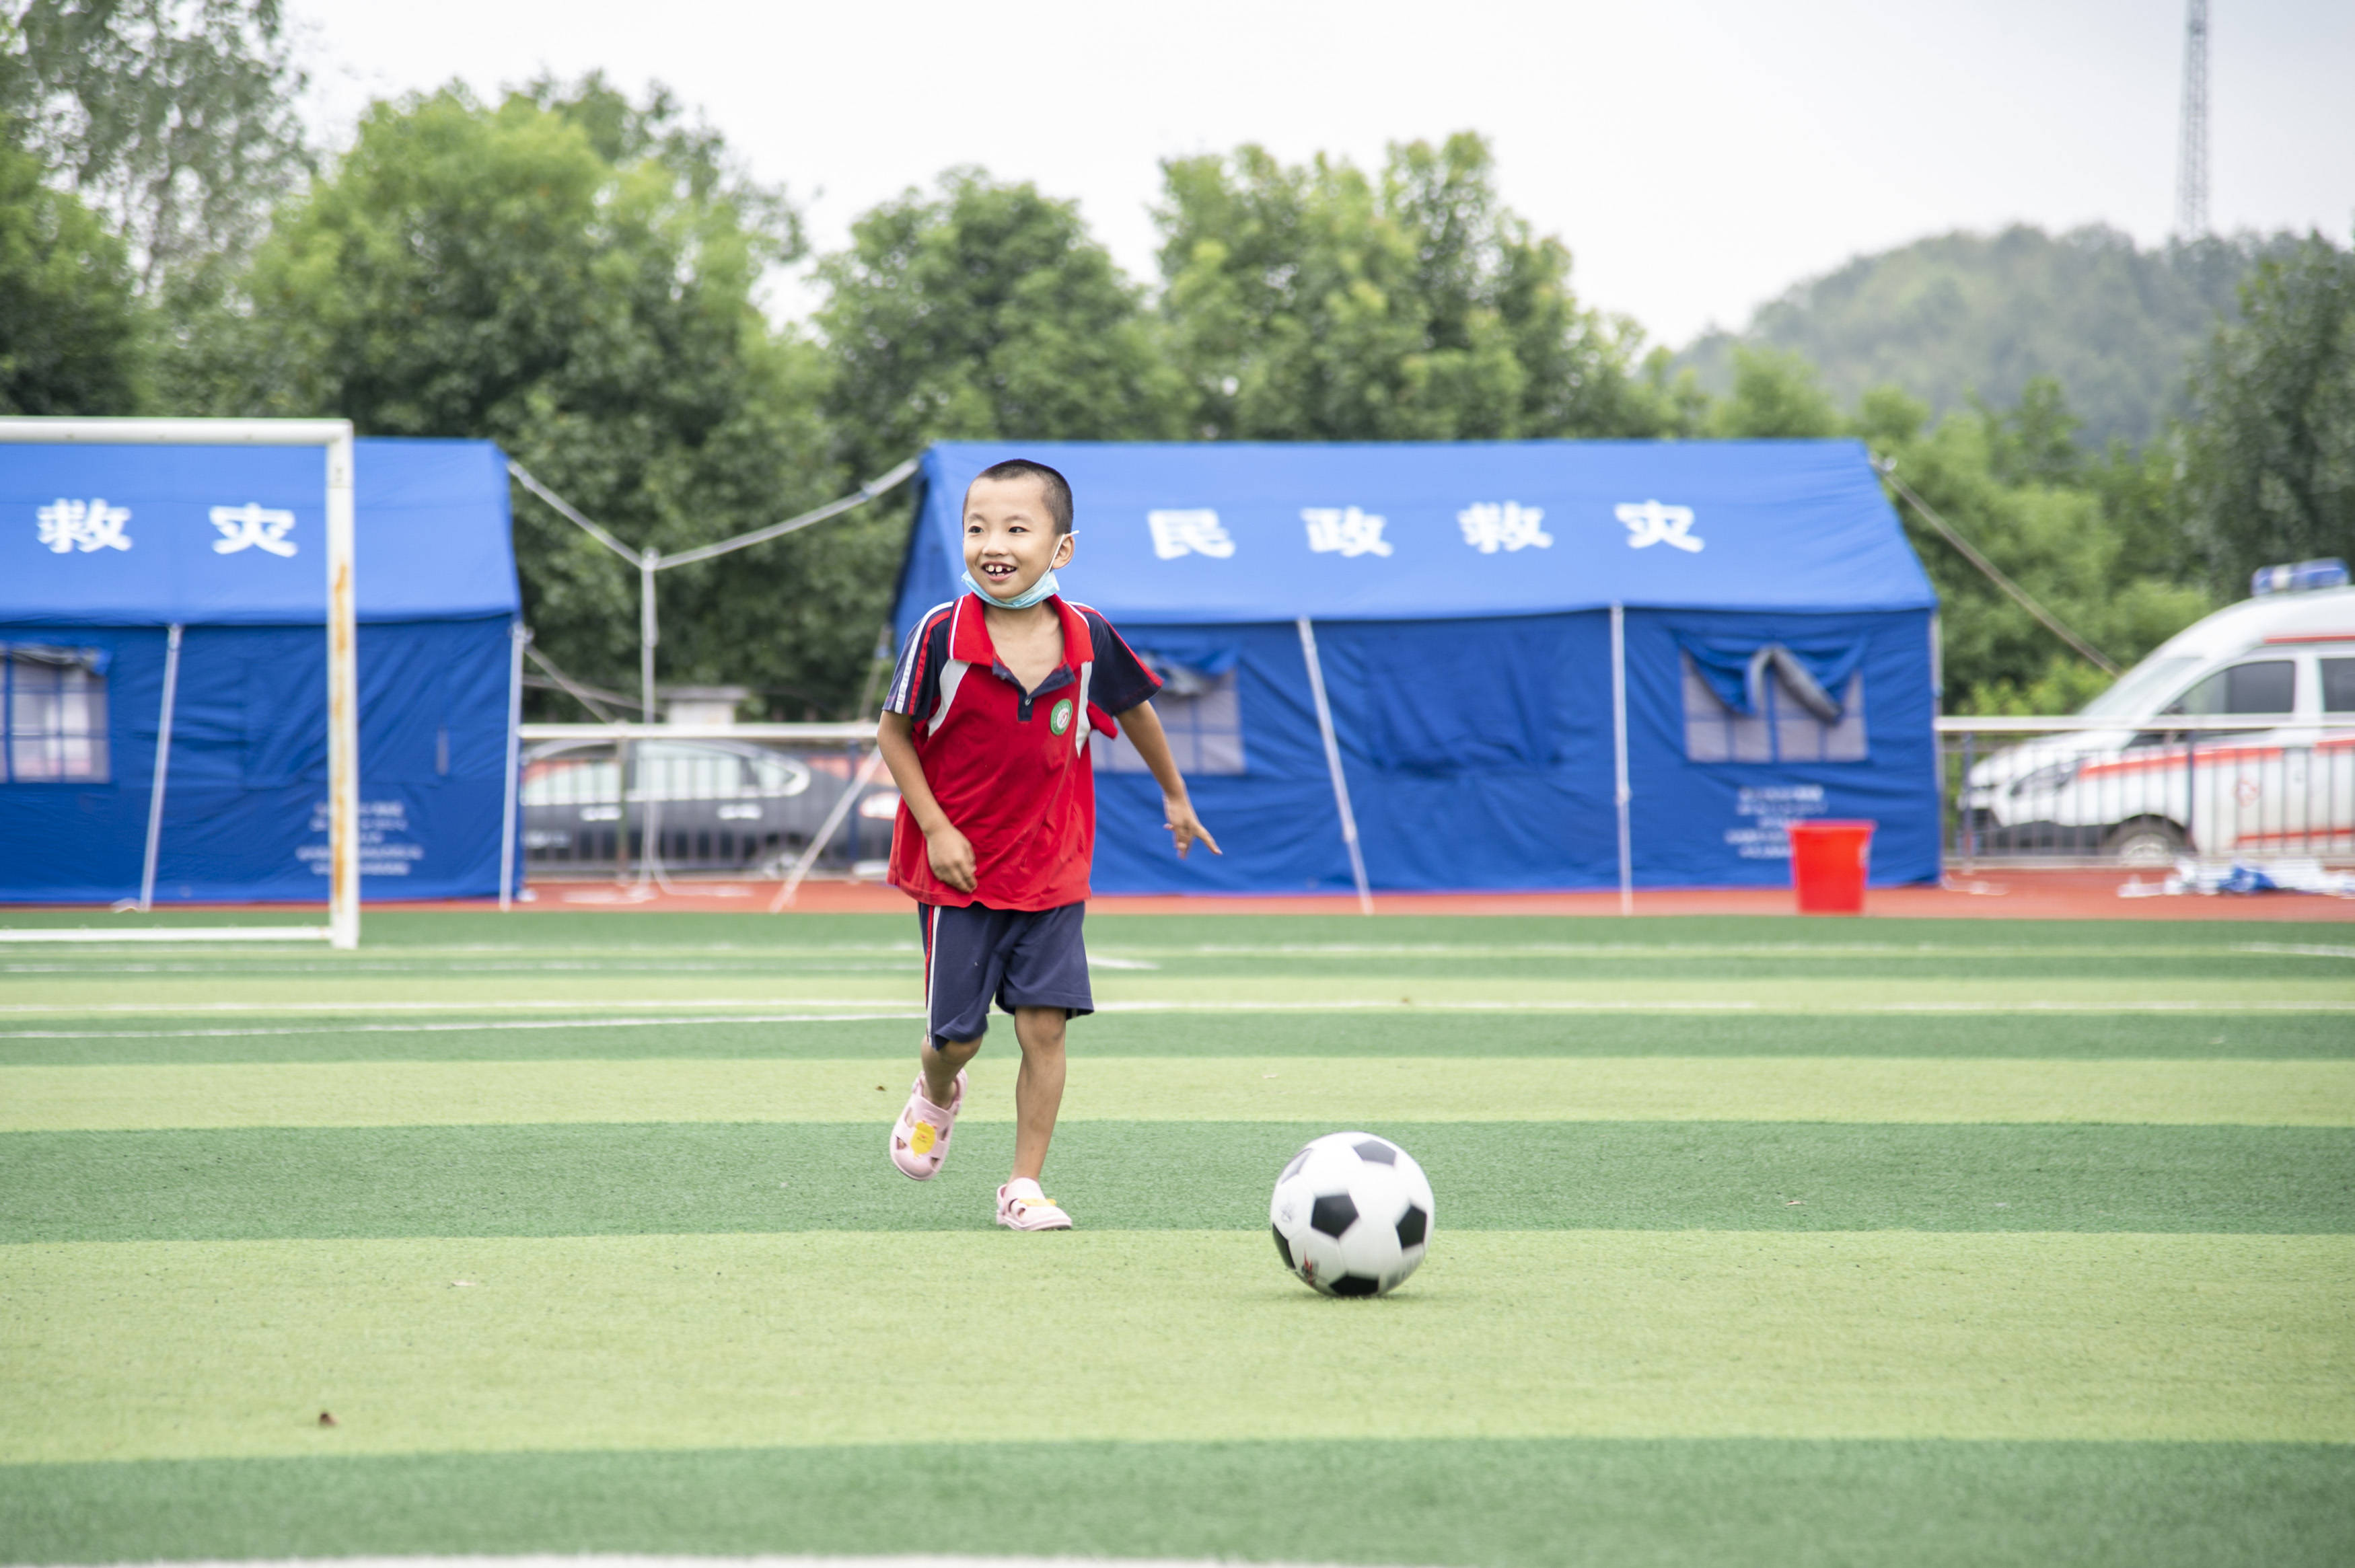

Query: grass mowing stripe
[[10, 907, 2355, 949], [5, 906, 2350, 934], [0, 1013, 922, 1047], [13, 948, 2355, 980], [6, 1056, 2348, 1131], [6, 938, 2347, 960], [8, 1008, 2351, 1064], [9, 979, 2354, 1017], [4, 1441, 2350, 1568], [5, 1231, 2347, 1460], [7, 1122, 2350, 1242]]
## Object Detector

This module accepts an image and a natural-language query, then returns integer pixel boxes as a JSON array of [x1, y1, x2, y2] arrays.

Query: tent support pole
[[631, 552, 659, 888], [137, 623, 184, 912], [1611, 603, 1633, 917], [500, 623, 528, 911], [769, 743, 889, 911], [324, 429, 360, 951], [639, 552, 659, 723], [1296, 617, 1372, 916]]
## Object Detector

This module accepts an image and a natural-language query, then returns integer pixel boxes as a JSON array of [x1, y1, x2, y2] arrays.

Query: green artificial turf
[[3, 906, 2350, 1566], [9, 1054, 2347, 1131], [4, 1440, 2351, 1568], [7, 1006, 2352, 1066], [7, 1231, 2348, 1462], [7, 906, 2352, 951], [9, 968, 2346, 1015], [9, 938, 2350, 980], [7, 1121, 2351, 1242]]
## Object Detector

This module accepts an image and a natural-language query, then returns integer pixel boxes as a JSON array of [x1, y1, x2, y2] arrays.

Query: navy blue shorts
[[919, 901, 1093, 1047]]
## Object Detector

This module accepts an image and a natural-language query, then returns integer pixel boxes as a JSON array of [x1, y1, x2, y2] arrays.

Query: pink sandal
[[995, 1177, 1073, 1230], [889, 1069, 966, 1181]]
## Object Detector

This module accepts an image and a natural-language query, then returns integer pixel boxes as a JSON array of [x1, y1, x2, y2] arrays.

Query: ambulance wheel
[[2105, 817, 2185, 866]]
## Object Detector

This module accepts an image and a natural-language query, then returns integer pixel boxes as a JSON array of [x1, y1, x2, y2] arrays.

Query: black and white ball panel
[[1268, 1130, 1436, 1298]]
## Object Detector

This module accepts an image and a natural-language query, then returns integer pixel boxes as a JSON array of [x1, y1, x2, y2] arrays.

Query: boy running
[[876, 457, 1219, 1230]]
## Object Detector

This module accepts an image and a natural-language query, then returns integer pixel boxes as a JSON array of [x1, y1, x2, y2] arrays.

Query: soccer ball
[[1269, 1131, 1435, 1297]]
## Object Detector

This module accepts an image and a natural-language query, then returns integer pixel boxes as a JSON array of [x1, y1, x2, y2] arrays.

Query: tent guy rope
[[1874, 455, 2120, 676]]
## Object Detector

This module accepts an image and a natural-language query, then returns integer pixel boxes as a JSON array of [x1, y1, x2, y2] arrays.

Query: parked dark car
[[521, 737, 900, 874]]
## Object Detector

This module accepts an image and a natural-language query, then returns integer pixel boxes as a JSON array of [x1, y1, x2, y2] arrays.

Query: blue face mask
[[962, 566, 1060, 610]]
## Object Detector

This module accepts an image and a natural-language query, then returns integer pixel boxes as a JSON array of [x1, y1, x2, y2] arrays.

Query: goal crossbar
[[0, 417, 360, 949]]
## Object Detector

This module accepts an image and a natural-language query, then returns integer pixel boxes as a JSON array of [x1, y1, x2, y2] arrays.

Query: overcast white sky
[[287, 0, 2355, 349]]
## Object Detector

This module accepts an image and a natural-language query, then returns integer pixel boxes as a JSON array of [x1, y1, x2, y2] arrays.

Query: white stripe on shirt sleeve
[[885, 603, 953, 714]]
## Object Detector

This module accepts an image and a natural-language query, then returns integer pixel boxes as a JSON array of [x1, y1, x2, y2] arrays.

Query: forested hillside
[[1678, 225, 2293, 448]]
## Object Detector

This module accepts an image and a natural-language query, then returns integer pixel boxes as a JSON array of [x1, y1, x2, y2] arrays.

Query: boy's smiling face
[[963, 474, 1075, 603]]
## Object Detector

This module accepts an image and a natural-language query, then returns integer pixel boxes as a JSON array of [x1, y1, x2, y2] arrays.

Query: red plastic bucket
[[1788, 819, 1875, 915]]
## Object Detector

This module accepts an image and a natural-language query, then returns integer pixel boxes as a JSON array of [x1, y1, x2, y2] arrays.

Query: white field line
[[0, 926, 328, 943], [7, 996, 2355, 1024], [1121, 942, 2236, 957], [1117, 942, 2355, 960], [1866, 1000, 2355, 1012], [0, 998, 914, 1015], [0, 1012, 925, 1040], [75, 942, 924, 954], [1087, 999, 2355, 1013], [0, 961, 920, 975], [128, 1557, 1396, 1568], [0, 951, 1154, 965], [5, 940, 2333, 963]]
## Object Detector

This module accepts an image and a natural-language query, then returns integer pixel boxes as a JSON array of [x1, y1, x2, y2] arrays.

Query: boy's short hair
[[968, 458, 1074, 535]]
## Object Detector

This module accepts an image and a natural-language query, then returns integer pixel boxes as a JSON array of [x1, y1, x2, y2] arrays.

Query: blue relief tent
[[0, 438, 519, 903], [894, 439, 1941, 895]]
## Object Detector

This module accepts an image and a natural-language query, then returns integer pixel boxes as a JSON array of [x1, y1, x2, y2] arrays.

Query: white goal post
[[0, 417, 360, 949]]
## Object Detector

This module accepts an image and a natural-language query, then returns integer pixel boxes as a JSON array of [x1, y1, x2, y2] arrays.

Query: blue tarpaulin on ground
[[894, 440, 1941, 893], [0, 438, 519, 903]]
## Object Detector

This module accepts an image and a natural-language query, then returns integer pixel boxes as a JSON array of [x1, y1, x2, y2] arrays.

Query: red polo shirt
[[883, 593, 1160, 909]]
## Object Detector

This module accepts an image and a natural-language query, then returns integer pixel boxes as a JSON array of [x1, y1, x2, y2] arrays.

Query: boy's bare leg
[[922, 1034, 981, 1105], [1009, 1005, 1067, 1181]]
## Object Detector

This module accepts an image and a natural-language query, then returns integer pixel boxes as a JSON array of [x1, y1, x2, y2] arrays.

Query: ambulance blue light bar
[[2251, 558, 2350, 596]]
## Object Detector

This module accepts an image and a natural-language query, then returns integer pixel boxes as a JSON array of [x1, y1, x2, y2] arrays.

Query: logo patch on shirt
[[1049, 698, 1075, 735]]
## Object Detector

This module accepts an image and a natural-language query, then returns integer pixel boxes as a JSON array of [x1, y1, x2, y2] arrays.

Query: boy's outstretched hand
[[1164, 795, 1221, 859]]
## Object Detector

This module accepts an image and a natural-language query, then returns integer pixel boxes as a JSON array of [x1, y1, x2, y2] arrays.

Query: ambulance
[[1959, 560, 2355, 863]]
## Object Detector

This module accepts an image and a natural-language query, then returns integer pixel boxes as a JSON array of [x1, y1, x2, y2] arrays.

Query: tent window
[[1682, 652, 1865, 763], [1093, 657, 1245, 776], [2, 644, 110, 784]]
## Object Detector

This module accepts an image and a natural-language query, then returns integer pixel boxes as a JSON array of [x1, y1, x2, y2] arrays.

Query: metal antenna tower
[[2175, 0, 2210, 237]]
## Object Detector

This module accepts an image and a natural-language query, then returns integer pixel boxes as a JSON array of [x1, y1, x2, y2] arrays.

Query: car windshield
[[2076, 656, 2202, 719], [521, 750, 619, 806], [636, 743, 748, 800]]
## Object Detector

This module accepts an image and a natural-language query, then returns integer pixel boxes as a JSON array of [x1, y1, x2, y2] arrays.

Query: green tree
[[816, 168, 1184, 481], [517, 70, 801, 255], [1860, 380, 2211, 712], [1155, 134, 1668, 441], [1707, 345, 1840, 438], [227, 83, 880, 716], [0, 130, 143, 412], [1981, 375, 2082, 487], [0, 0, 309, 289], [2175, 230, 2355, 593], [1694, 350, 2212, 710]]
